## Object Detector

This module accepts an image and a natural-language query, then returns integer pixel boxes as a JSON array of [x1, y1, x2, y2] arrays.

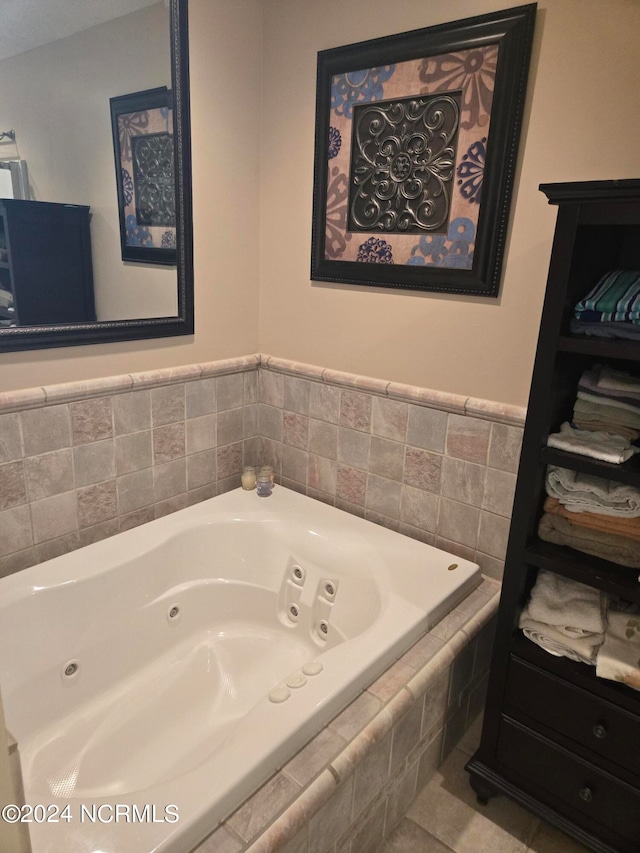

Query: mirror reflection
[[0, 0, 184, 336]]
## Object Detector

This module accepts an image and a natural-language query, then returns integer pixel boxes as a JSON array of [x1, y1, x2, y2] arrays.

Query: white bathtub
[[0, 486, 480, 853]]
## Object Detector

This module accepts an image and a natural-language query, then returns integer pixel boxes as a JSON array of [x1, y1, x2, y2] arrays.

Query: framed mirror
[[0, 0, 193, 352]]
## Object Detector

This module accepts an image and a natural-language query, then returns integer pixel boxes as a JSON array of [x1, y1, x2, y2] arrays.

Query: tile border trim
[[0, 355, 261, 414], [0, 353, 525, 426], [261, 355, 526, 427]]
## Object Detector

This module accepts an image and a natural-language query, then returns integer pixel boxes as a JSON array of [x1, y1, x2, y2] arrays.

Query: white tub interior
[[0, 486, 481, 852]]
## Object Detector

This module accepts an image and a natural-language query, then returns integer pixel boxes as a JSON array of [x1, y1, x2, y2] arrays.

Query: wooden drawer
[[497, 717, 640, 852], [505, 655, 640, 776]]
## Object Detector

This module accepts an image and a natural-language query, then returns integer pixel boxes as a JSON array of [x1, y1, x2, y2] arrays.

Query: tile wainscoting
[[0, 354, 524, 579]]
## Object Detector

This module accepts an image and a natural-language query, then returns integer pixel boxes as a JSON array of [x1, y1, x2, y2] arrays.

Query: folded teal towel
[[574, 270, 640, 323]]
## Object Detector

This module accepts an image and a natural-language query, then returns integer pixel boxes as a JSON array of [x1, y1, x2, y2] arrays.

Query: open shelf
[[540, 446, 640, 487], [558, 334, 640, 361], [525, 539, 640, 603]]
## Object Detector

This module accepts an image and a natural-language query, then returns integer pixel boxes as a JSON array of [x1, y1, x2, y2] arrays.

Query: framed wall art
[[110, 86, 177, 265], [311, 4, 536, 296]]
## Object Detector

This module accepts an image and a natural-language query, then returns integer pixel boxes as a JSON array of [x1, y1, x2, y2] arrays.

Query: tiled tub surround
[[257, 356, 525, 583], [0, 355, 524, 580], [194, 579, 499, 853], [0, 356, 261, 576]]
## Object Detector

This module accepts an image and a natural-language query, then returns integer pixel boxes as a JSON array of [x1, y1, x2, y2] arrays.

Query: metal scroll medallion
[[132, 132, 176, 227], [347, 93, 460, 234]]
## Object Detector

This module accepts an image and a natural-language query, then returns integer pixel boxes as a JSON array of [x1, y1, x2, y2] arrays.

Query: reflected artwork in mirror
[[0, 0, 193, 351]]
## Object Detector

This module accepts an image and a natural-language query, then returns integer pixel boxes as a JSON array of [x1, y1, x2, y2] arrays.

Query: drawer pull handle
[[592, 723, 607, 740], [579, 787, 593, 803]]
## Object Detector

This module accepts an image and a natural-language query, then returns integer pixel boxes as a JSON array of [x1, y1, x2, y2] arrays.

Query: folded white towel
[[547, 422, 639, 464], [546, 465, 640, 517], [596, 609, 640, 691], [595, 365, 640, 397], [577, 390, 640, 416], [519, 607, 602, 666], [527, 570, 606, 635]]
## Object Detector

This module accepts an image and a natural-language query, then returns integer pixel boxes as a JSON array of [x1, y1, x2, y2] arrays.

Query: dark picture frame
[[311, 4, 536, 297], [110, 86, 177, 266]]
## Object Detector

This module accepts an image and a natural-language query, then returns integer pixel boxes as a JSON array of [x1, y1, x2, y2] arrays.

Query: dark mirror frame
[[0, 0, 193, 352]]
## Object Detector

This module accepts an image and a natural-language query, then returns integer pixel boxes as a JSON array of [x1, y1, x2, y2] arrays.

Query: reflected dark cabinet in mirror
[[0, 0, 193, 352], [0, 199, 95, 327], [466, 179, 640, 853]]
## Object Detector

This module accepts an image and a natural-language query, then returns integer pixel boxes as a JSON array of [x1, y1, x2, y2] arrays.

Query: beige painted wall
[[258, 0, 640, 407], [0, 4, 178, 322], [2, 0, 640, 404], [0, 0, 262, 392]]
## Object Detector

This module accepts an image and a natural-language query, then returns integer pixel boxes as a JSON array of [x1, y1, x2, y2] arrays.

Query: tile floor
[[383, 716, 591, 853]]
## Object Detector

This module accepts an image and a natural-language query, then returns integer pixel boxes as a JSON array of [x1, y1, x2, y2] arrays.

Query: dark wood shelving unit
[[466, 180, 640, 853], [0, 198, 96, 326]]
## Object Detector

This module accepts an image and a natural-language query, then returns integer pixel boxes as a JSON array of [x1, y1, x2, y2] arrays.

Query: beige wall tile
[[404, 447, 442, 493], [446, 415, 491, 465], [366, 474, 402, 519], [74, 440, 116, 487], [31, 491, 78, 544], [151, 384, 185, 426], [260, 437, 282, 475], [372, 397, 408, 442], [186, 414, 216, 454], [186, 377, 216, 418], [259, 370, 284, 408], [115, 431, 152, 476], [353, 730, 392, 817], [70, 397, 113, 445], [217, 408, 244, 447], [440, 457, 485, 507], [0, 413, 23, 462], [0, 461, 27, 510], [244, 370, 258, 405], [282, 445, 308, 485], [154, 459, 187, 502], [258, 404, 283, 442], [227, 771, 301, 843], [153, 423, 186, 464], [284, 376, 311, 415], [309, 383, 340, 423], [0, 547, 37, 577], [25, 449, 74, 501], [370, 436, 404, 481], [407, 406, 447, 453], [400, 486, 439, 533], [283, 412, 309, 449], [119, 506, 155, 532], [187, 450, 217, 490], [243, 404, 258, 438], [308, 775, 354, 853], [482, 469, 517, 518], [77, 481, 117, 528], [36, 533, 81, 562], [337, 427, 370, 470], [0, 505, 33, 557], [391, 698, 424, 775], [308, 419, 338, 459], [488, 423, 523, 474], [217, 373, 244, 411], [437, 499, 479, 550], [340, 390, 372, 433], [337, 465, 366, 506], [21, 405, 71, 456], [117, 468, 154, 515], [308, 454, 337, 494], [217, 442, 243, 480], [477, 511, 510, 560], [113, 390, 151, 435], [155, 494, 189, 519]]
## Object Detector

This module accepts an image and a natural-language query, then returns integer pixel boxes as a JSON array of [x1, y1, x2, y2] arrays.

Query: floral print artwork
[[325, 45, 496, 268]]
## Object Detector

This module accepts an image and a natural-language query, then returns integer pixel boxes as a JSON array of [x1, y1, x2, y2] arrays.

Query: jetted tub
[[0, 486, 481, 852]]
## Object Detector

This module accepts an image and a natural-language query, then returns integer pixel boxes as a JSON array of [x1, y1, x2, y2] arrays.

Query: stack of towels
[[571, 270, 640, 340], [519, 570, 605, 665], [520, 571, 640, 692], [546, 364, 640, 463], [538, 465, 640, 567]]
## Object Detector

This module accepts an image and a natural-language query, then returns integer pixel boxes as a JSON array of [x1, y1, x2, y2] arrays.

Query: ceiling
[[0, 0, 162, 61]]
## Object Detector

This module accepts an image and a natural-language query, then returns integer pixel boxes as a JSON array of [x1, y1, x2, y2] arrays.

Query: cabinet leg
[[469, 772, 499, 806]]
